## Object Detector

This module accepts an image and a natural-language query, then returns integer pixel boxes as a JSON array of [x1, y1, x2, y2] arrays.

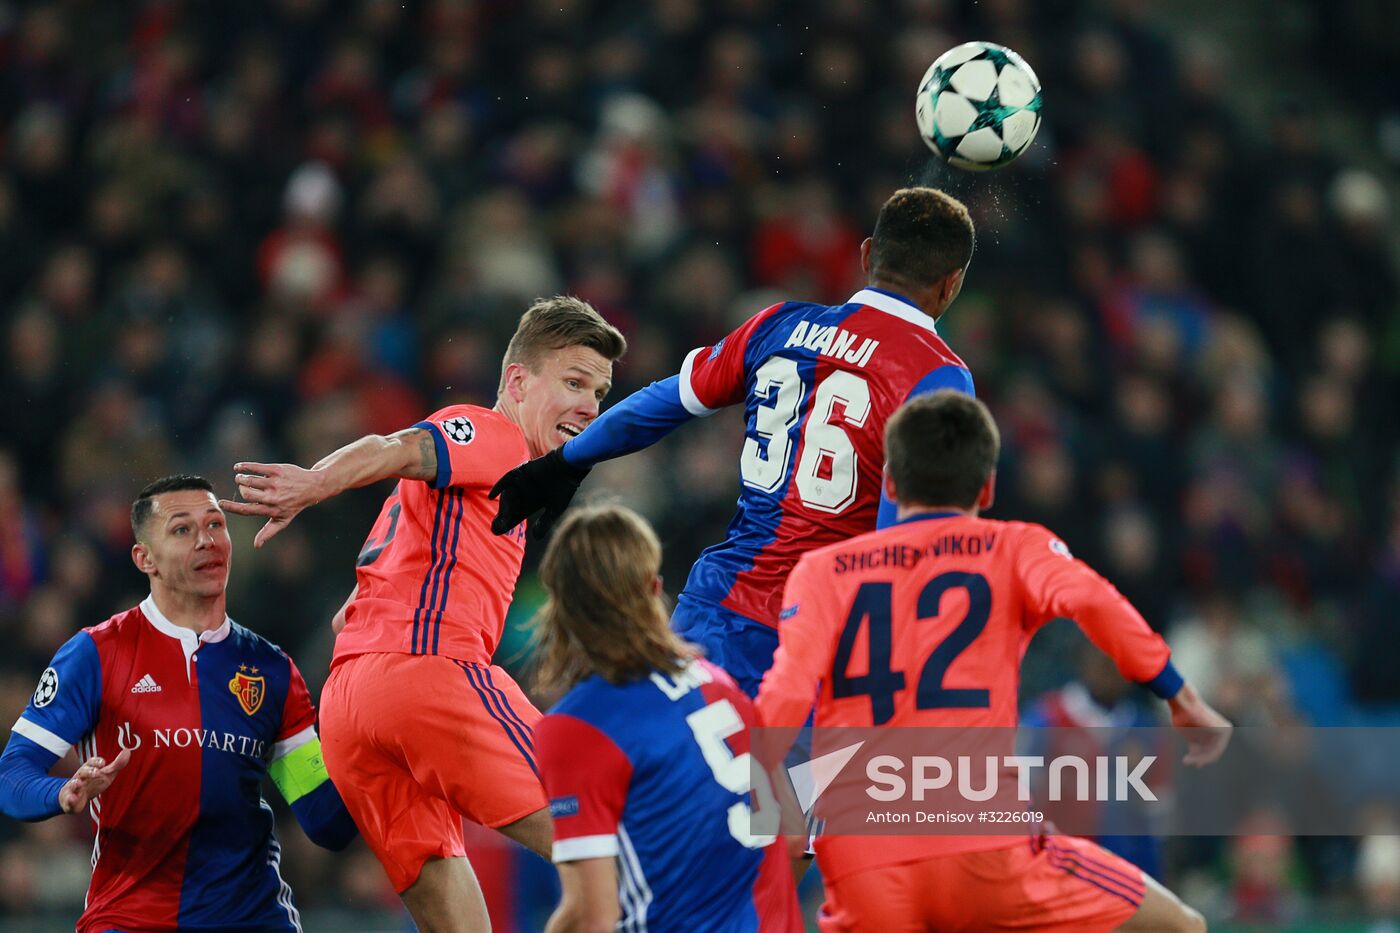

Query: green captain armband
[[268, 737, 331, 804]]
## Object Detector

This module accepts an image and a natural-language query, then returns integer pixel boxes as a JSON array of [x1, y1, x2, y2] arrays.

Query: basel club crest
[[441, 416, 475, 445], [229, 665, 265, 716]]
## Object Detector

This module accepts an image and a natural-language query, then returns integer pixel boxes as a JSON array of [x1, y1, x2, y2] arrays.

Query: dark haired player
[[492, 187, 979, 698], [0, 475, 355, 933], [759, 392, 1228, 931]]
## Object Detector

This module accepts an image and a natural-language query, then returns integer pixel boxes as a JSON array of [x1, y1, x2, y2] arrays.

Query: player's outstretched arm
[[1166, 682, 1232, 766], [492, 301, 774, 536], [1017, 525, 1232, 765], [545, 858, 621, 933], [222, 426, 436, 548], [490, 376, 696, 536]]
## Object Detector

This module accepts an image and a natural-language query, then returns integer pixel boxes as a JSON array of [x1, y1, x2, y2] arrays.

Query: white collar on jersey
[[141, 595, 232, 681], [849, 288, 939, 334]]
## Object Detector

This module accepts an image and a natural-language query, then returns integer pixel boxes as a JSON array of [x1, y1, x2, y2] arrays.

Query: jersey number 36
[[740, 357, 871, 515]]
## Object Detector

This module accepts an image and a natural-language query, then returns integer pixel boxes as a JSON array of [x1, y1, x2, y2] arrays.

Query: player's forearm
[[545, 894, 620, 933], [548, 860, 621, 933], [755, 681, 819, 734], [1166, 681, 1207, 716], [289, 780, 359, 850], [1066, 587, 1181, 698], [309, 429, 435, 495], [545, 907, 616, 933], [755, 653, 825, 762], [562, 376, 695, 468], [0, 739, 65, 821]]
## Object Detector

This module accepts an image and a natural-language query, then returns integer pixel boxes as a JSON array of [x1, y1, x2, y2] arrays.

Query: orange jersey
[[756, 511, 1176, 880], [333, 405, 530, 666]]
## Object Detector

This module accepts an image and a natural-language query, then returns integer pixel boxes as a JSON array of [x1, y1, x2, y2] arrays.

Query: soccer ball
[[916, 42, 1043, 171]]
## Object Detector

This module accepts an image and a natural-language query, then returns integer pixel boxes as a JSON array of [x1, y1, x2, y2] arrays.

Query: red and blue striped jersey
[[536, 659, 802, 932], [10, 598, 320, 932], [677, 288, 972, 627]]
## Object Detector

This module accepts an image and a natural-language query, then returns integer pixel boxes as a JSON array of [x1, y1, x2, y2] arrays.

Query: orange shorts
[[319, 652, 546, 893], [819, 835, 1144, 933]]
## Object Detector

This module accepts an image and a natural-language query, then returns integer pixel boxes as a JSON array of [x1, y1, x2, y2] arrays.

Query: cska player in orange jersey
[[223, 297, 626, 933], [758, 391, 1229, 932]]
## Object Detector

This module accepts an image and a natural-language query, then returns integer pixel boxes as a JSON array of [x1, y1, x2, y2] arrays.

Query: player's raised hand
[[489, 448, 591, 538], [1167, 683, 1233, 767], [220, 462, 326, 548], [59, 748, 131, 814]]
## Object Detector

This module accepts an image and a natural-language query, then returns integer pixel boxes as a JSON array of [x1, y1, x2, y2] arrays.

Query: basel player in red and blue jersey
[[492, 187, 978, 697], [531, 505, 801, 932], [0, 476, 355, 933]]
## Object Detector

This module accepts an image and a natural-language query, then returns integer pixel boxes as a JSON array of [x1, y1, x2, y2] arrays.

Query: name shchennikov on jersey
[[784, 320, 880, 367]]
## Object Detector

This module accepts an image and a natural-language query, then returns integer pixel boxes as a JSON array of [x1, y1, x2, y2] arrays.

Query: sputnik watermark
[[864, 755, 1156, 803], [748, 725, 1398, 838]]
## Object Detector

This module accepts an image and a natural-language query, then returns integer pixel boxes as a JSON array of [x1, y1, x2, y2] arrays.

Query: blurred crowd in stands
[[1, 0, 1398, 928]]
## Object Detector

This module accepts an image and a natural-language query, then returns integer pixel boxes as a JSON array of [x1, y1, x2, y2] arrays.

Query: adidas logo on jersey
[[131, 674, 162, 694]]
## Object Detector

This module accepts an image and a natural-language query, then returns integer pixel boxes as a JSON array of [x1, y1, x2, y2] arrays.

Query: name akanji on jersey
[[757, 512, 1178, 883], [334, 404, 530, 667], [676, 288, 973, 627]]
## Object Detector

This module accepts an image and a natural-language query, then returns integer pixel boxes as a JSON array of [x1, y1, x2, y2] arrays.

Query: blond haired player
[[224, 297, 626, 933]]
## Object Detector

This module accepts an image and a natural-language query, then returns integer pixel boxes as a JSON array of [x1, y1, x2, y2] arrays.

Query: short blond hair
[[498, 296, 627, 394]]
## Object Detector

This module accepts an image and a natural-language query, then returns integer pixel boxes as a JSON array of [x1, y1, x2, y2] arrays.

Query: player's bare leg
[[1117, 872, 1206, 932], [496, 807, 553, 859], [401, 855, 491, 933]]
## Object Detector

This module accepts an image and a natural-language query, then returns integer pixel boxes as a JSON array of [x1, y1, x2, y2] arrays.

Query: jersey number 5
[[740, 357, 871, 514], [686, 699, 779, 849], [831, 573, 992, 724]]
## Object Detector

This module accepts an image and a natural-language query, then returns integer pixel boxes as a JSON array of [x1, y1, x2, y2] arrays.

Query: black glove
[[489, 447, 591, 538]]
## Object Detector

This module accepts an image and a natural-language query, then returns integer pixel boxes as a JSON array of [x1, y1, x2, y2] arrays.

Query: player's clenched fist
[[59, 748, 131, 814], [489, 448, 591, 538]]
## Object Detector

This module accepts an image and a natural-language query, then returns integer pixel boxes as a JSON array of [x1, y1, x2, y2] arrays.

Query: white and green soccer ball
[[916, 41, 1043, 171]]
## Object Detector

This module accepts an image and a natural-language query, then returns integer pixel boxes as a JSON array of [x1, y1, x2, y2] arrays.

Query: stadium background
[[1, 0, 1398, 929]]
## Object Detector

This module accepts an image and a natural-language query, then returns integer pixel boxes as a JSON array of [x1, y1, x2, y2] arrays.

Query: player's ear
[[502, 361, 529, 403], [859, 237, 873, 275], [131, 541, 157, 577], [976, 471, 996, 513], [652, 575, 663, 596], [940, 267, 965, 305], [882, 468, 899, 503]]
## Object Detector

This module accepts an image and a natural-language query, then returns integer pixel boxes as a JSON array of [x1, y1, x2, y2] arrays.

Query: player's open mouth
[[194, 560, 225, 573], [556, 423, 582, 439]]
